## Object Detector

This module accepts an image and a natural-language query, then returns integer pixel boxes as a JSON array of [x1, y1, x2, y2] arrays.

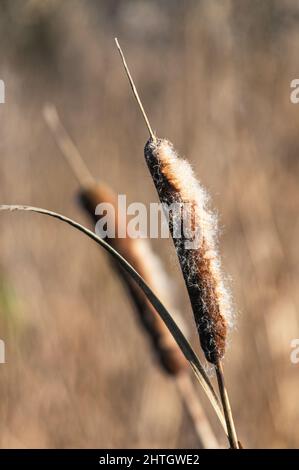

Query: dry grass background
[[0, 0, 298, 448]]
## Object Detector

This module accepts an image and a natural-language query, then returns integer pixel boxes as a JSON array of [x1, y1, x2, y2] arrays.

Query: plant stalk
[[215, 359, 239, 449]]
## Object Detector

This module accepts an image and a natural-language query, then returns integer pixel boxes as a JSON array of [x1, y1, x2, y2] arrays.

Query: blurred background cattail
[[43, 104, 219, 448], [0, 0, 299, 449], [43, 104, 189, 376]]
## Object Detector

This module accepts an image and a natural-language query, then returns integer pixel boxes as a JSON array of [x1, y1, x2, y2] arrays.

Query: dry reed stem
[[43, 104, 94, 187]]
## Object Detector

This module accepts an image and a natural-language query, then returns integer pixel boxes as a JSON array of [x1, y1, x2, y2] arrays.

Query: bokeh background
[[0, 0, 298, 449]]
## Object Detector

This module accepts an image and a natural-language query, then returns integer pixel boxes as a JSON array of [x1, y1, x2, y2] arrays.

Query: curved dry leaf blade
[[0, 204, 227, 433]]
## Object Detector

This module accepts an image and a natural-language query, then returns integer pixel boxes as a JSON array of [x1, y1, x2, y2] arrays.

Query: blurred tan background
[[0, 0, 298, 449]]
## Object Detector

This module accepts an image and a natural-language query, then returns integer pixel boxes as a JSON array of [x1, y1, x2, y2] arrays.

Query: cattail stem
[[215, 360, 239, 449]]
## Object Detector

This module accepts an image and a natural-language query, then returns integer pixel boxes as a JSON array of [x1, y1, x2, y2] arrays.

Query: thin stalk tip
[[114, 38, 156, 141]]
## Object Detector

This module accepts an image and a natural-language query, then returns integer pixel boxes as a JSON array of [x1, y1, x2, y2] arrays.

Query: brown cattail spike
[[144, 138, 233, 364]]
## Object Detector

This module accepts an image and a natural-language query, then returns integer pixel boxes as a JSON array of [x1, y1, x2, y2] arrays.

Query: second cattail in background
[[43, 104, 221, 448]]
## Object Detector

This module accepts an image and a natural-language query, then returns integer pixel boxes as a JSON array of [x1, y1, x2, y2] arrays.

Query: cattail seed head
[[79, 182, 188, 375], [144, 138, 233, 364]]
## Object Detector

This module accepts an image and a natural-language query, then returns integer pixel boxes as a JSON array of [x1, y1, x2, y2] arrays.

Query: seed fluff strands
[[115, 39, 239, 449], [43, 103, 219, 447]]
